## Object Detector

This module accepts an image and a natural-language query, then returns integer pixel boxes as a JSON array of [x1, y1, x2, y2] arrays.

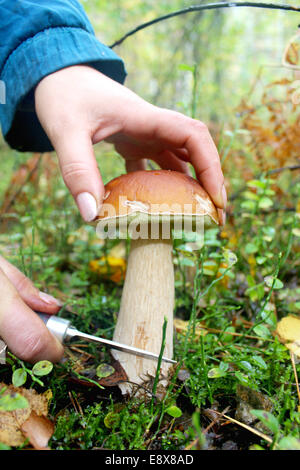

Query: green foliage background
[[81, 0, 298, 123]]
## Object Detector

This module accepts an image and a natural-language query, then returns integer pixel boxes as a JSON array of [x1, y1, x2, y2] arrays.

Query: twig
[[69, 345, 94, 359], [198, 325, 275, 342], [213, 410, 273, 444], [68, 391, 79, 414], [110, 2, 300, 48], [116, 380, 158, 399], [290, 352, 300, 409], [267, 164, 300, 175], [203, 405, 231, 434], [68, 390, 84, 416]]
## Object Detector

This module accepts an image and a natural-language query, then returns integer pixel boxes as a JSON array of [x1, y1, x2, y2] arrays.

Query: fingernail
[[39, 292, 63, 307], [217, 208, 226, 226], [76, 192, 98, 222], [221, 184, 227, 209]]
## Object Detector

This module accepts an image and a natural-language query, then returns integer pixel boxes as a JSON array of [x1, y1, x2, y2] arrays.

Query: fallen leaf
[[174, 318, 207, 338], [70, 359, 128, 388], [0, 383, 52, 447], [20, 412, 54, 450], [97, 360, 128, 387], [275, 315, 300, 357], [235, 384, 273, 433], [96, 363, 115, 379], [89, 255, 126, 283]]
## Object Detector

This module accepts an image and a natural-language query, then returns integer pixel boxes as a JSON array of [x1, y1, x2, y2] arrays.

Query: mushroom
[[96, 170, 218, 396]]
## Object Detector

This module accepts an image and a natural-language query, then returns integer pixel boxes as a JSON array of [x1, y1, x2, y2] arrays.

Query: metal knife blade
[[38, 313, 176, 364]]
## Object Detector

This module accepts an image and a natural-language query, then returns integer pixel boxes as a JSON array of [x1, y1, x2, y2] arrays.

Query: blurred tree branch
[[110, 2, 300, 48]]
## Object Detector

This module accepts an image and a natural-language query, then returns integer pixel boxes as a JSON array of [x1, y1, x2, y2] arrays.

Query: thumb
[[0, 268, 63, 363], [54, 131, 104, 222]]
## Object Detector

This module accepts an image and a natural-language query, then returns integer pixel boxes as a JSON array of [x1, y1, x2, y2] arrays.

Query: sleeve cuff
[[0, 27, 127, 151]]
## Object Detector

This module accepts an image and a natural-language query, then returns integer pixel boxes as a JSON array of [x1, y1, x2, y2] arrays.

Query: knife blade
[[38, 313, 176, 364]]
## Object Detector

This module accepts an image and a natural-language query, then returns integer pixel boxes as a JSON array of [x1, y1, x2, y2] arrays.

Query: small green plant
[[8, 353, 53, 387]]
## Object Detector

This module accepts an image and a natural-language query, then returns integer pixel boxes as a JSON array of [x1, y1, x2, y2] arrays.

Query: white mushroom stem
[[111, 237, 174, 396]]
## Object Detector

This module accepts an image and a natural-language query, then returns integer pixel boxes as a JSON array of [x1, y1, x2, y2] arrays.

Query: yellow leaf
[[43, 389, 53, 403], [174, 318, 207, 338], [275, 315, 300, 358], [220, 230, 228, 239], [89, 256, 126, 283]]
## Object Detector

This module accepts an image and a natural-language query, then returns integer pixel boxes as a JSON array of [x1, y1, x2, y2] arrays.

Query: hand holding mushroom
[[35, 65, 226, 223]]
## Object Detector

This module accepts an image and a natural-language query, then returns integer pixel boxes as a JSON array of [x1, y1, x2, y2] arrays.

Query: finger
[[153, 150, 192, 175], [171, 147, 190, 162], [151, 109, 226, 209], [188, 135, 226, 209], [0, 269, 63, 363], [125, 159, 147, 173], [53, 130, 104, 222], [0, 256, 62, 314]]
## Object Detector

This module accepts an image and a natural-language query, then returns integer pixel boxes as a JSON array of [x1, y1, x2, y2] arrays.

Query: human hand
[[0, 256, 64, 363], [35, 65, 226, 224]]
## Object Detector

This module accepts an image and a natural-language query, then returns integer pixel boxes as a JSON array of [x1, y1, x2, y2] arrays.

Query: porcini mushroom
[[96, 170, 218, 396]]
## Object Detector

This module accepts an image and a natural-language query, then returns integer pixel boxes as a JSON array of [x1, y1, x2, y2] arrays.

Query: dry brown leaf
[[70, 359, 128, 388], [98, 360, 128, 387], [0, 153, 41, 216], [232, 78, 300, 177], [0, 383, 52, 448], [20, 411, 54, 450], [235, 384, 273, 429], [275, 315, 300, 357]]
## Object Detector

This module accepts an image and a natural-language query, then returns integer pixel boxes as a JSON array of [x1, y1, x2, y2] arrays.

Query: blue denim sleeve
[[0, 0, 126, 151]]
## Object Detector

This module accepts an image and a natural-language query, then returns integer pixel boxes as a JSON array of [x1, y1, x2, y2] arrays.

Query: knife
[[38, 313, 176, 364]]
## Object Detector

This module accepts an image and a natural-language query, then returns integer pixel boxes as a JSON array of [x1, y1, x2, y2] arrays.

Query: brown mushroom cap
[[96, 170, 219, 226]]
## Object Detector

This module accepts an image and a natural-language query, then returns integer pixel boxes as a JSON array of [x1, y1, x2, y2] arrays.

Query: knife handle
[[36, 312, 72, 344]]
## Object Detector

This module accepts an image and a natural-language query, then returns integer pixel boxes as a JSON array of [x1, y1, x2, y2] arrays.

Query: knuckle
[[191, 119, 208, 132], [61, 162, 90, 187], [14, 274, 34, 296], [20, 330, 49, 362]]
